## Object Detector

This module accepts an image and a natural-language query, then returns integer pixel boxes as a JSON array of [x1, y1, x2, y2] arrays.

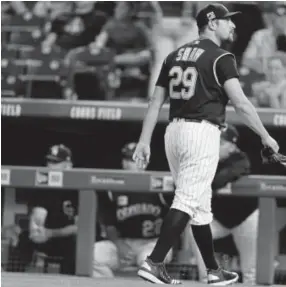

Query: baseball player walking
[[133, 3, 279, 286]]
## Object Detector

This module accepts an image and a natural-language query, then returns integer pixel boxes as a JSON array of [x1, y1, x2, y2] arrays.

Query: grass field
[[1, 272, 283, 287]]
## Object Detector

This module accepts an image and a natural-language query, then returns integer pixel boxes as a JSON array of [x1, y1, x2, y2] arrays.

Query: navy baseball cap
[[196, 3, 241, 29], [46, 144, 72, 163]]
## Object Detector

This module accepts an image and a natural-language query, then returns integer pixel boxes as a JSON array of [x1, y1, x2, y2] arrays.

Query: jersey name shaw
[[176, 46, 205, 62]]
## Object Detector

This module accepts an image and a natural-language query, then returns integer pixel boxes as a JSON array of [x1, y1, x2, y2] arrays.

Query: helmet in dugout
[[46, 144, 72, 163]]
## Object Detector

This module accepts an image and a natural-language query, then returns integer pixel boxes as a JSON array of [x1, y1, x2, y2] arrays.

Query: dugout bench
[[1, 166, 286, 285]]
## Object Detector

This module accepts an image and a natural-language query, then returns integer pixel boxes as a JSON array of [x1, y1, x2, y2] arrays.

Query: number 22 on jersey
[[169, 66, 198, 100]]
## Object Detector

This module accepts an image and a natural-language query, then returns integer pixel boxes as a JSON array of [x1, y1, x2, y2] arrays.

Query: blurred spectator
[[1, 1, 32, 24], [228, 2, 264, 65], [135, 1, 163, 41], [88, 1, 153, 101], [154, 2, 198, 56], [138, 2, 163, 25], [238, 67, 265, 105], [90, 2, 151, 63], [189, 125, 258, 284], [241, 2, 286, 73], [7, 144, 78, 275], [41, 2, 109, 52], [251, 52, 286, 108], [92, 142, 172, 277], [33, 1, 72, 21]]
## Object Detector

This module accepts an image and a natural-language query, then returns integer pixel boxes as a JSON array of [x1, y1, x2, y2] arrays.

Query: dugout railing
[[1, 166, 286, 285]]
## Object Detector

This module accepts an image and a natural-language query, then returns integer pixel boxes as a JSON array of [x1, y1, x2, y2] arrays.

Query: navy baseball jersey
[[156, 39, 240, 126], [98, 192, 169, 239]]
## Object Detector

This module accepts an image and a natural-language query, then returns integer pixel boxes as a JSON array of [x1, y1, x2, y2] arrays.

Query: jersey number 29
[[169, 66, 198, 100]]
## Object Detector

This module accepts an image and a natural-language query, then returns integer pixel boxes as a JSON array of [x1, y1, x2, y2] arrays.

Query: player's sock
[[149, 208, 190, 263], [191, 224, 219, 270]]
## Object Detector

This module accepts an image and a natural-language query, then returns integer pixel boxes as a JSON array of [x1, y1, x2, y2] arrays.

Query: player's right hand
[[262, 136, 279, 153], [132, 142, 150, 169]]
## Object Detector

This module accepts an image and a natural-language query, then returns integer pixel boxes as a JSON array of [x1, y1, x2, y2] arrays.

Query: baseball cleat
[[207, 267, 239, 285], [138, 257, 181, 284]]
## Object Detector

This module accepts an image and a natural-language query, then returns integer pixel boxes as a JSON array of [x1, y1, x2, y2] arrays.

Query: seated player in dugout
[[92, 142, 172, 278], [188, 125, 259, 284], [8, 144, 78, 275]]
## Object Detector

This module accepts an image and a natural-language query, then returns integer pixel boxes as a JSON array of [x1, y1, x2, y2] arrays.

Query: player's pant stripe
[[165, 121, 220, 225]]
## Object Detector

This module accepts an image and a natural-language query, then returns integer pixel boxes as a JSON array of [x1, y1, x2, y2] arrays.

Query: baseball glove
[[261, 147, 286, 167]]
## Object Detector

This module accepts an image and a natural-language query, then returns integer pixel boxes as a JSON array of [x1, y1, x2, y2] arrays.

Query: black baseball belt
[[172, 118, 224, 130]]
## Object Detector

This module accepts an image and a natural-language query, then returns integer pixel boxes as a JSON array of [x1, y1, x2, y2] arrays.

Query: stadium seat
[[2, 31, 9, 46], [8, 30, 44, 51], [24, 60, 66, 81], [68, 48, 116, 101], [23, 61, 68, 99], [117, 65, 151, 102], [17, 47, 65, 68], [21, 46, 66, 62], [30, 252, 63, 274], [2, 15, 45, 33], [239, 67, 265, 96], [1, 76, 23, 98], [3, 15, 45, 51], [1, 61, 24, 97], [1, 47, 18, 63], [16, 47, 68, 99]]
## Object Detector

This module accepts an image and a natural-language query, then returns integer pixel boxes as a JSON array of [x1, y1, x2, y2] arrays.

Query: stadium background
[[1, 1, 286, 286]]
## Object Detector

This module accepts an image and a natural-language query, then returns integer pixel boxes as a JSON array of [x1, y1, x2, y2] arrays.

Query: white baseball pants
[[164, 119, 221, 225]]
